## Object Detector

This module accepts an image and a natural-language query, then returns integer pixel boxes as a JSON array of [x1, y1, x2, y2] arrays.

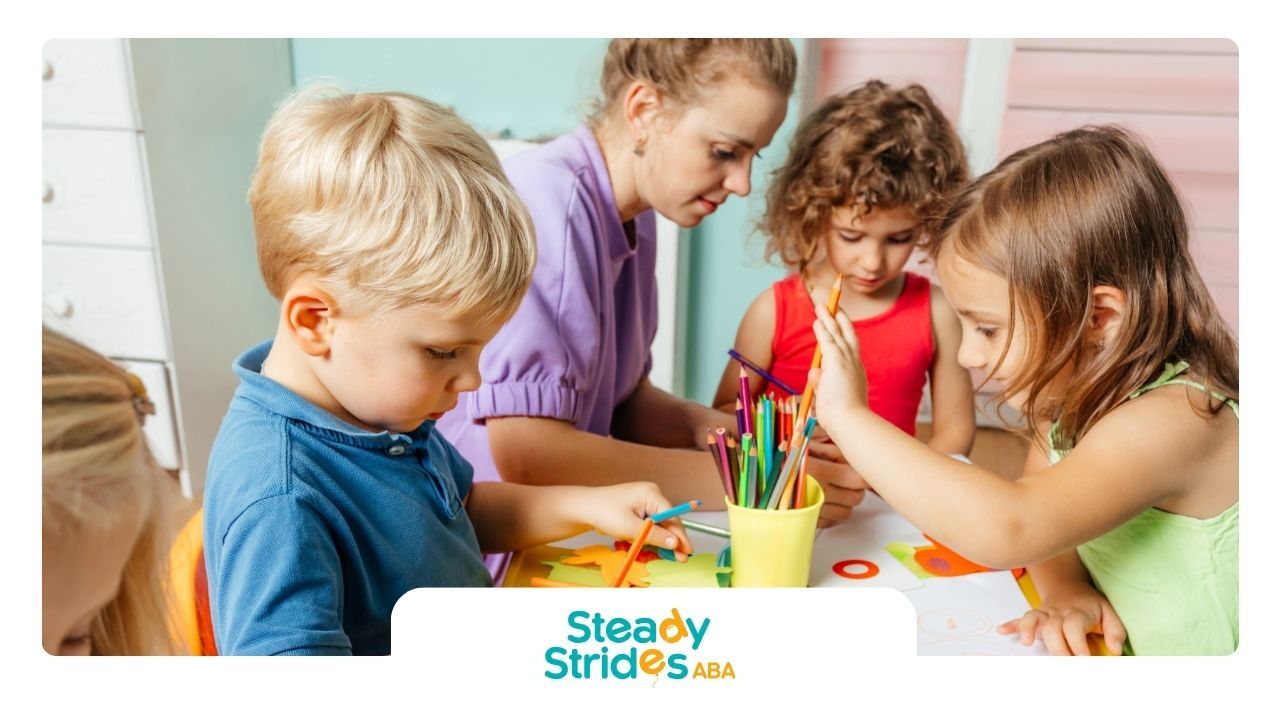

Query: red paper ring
[[833, 559, 880, 580]]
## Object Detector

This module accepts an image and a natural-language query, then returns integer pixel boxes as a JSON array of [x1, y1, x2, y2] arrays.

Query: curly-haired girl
[[714, 80, 975, 461]]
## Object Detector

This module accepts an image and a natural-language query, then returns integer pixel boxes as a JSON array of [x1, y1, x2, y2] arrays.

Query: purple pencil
[[730, 348, 801, 397]]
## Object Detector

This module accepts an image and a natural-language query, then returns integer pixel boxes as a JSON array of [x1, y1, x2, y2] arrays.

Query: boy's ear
[[1087, 285, 1127, 346], [281, 282, 339, 358], [622, 79, 664, 144]]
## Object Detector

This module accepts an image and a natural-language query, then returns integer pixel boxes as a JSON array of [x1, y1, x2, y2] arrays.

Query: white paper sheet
[[906, 572, 1049, 655]]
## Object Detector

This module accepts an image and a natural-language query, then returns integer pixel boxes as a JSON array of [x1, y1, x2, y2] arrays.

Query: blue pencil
[[728, 349, 801, 397], [651, 500, 703, 524]]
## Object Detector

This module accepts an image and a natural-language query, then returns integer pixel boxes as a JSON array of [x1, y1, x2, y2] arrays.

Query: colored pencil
[[651, 500, 702, 524], [737, 366, 753, 435], [611, 518, 653, 587], [734, 397, 746, 437], [681, 519, 730, 538], [706, 431, 735, 501], [793, 274, 844, 442], [730, 349, 801, 397], [714, 429, 735, 504], [726, 437, 742, 503], [745, 445, 759, 508]]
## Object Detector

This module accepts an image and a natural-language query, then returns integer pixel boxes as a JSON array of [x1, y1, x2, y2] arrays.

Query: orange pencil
[[794, 273, 844, 439], [611, 518, 654, 587]]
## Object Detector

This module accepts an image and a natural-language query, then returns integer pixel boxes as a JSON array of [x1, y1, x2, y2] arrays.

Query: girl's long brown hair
[[929, 126, 1238, 448]]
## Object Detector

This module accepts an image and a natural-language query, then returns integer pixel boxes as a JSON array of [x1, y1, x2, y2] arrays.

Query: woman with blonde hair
[[438, 41, 869, 583], [43, 326, 180, 655]]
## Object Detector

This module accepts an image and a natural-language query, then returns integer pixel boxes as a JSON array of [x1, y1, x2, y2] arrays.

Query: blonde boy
[[204, 88, 690, 656]]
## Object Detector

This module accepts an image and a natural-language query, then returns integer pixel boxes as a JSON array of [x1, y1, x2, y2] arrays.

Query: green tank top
[[1047, 361, 1239, 655]]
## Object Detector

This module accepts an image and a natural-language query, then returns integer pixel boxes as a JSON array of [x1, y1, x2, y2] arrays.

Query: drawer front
[[117, 360, 182, 471], [43, 128, 153, 249], [42, 39, 138, 129], [42, 245, 169, 361]]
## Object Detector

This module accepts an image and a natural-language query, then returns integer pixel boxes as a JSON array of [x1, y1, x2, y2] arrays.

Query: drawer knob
[[42, 59, 54, 82], [42, 181, 54, 204], [46, 293, 73, 319]]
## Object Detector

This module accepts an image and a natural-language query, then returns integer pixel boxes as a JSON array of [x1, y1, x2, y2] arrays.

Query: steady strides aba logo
[[544, 607, 735, 681]]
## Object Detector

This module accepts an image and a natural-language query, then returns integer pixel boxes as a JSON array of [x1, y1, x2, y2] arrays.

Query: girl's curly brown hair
[[763, 80, 969, 273]]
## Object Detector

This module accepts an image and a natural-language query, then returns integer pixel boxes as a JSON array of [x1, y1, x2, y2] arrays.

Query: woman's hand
[[806, 423, 848, 464], [997, 583, 1127, 655], [579, 483, 694, 561], [805, 457, 868, 526]]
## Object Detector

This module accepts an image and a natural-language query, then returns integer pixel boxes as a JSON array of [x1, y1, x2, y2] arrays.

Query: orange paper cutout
[[562, 544, 650, 587], [915, 535, 991, 577]]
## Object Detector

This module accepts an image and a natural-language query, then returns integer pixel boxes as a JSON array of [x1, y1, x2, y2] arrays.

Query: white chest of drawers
[[42, 39, 292, 496]]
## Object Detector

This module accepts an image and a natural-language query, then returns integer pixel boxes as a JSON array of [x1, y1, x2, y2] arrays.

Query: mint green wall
[[292, 39, 608, 139], [290, 39, 803, 404]]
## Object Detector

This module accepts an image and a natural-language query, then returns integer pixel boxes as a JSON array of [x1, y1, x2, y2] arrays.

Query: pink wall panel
[[1173, 173, 1239, 231], [1190, 230, 1239, 286], [1015, 39, 1238, 54], [817, 39, 1239, 337], [999, 109, 1238, 175], [817, 39, 968, 120], [1207, 282, 1239, 331], [1007, 51, 1237, 115]]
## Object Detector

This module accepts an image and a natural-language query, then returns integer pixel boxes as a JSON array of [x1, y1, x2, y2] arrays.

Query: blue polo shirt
[[203, 341, 492, 656]]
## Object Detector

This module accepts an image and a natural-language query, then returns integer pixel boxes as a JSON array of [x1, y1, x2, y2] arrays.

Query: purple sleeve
[[468, 170, 603, 425]]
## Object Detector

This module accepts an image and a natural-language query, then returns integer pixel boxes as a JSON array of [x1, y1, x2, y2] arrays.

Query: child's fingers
[[1099, 602, 1128, 655], [812, 308, 847, 355], [1016, 610, 1046, 645], [996, 618, 1021, 635], [1039, 617, 1072, 656], [832, 309, 860, 351], [653, 520, 694, 556], [1062, 614, 1092, 656]]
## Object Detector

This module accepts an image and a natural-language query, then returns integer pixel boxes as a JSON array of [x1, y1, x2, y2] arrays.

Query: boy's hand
[[806, 457, 868, 527], [582, 483, 694, 561], [997, 584, 1127, 656], [809, 305, 870, 429]]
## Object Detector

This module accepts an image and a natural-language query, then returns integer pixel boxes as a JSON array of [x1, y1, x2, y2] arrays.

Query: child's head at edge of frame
[[43, 326, 181, 655], [926, 124, 1238, 448], [248, 85, 537, 434]]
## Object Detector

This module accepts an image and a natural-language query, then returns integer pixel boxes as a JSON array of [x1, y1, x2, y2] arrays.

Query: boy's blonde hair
[[43, 326, 180, 655], [249, 86, 536, 322]]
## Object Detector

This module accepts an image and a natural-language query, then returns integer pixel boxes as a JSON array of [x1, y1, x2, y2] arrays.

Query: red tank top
[[770, 272, 934, 436]]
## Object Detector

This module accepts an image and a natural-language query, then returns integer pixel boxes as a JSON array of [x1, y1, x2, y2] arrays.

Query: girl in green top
[[808, 126, 1239, 655]]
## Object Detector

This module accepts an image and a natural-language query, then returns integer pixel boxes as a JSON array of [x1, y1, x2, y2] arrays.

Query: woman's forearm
[[487, 416, 730, 509]]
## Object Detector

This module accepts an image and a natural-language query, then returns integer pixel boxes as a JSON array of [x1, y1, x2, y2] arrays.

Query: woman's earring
[[633, 138, 647, 157]]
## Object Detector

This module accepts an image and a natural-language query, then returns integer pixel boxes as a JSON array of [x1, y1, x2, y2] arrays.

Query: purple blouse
[[438, 121, 658, 514]]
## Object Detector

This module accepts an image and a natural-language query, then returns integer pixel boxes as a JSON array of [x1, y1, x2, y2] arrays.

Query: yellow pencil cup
[[725, 478, 824, 587]]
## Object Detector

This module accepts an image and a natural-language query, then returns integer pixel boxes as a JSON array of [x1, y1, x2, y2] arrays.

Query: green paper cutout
[[541, 560, 608, 587], [886, 541, 932, 579], [643, 554, 732, 588]]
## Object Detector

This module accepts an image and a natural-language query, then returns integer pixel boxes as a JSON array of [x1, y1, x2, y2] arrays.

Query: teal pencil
[[762, 397, 773, 483], [726, 437, 741, 505]]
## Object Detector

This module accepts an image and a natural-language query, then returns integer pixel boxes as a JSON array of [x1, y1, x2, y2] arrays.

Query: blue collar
[[231, 340, 438, 451]]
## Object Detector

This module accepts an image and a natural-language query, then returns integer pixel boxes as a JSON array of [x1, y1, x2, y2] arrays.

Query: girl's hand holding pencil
[[809, 303, 871, 428]]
